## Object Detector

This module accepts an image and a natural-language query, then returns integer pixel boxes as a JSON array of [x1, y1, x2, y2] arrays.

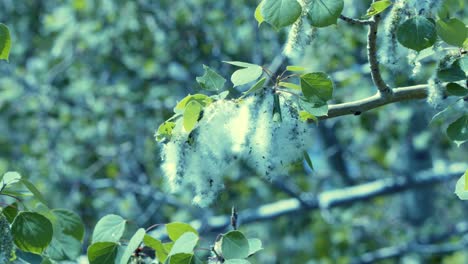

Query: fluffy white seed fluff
[[427, 77, 444, 108], [160, 93, 312, 206], [283, 0, 315, 59]]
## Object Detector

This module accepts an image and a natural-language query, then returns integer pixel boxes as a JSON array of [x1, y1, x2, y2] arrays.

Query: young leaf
[[272, 93, 282, 122], [0, 23, 11, 61], [224, 61, 263, 87], [166, 222, 198, 241], [144, 235, 168, 263], [165, 253, 194, 264], [1, 171, 21, 186], [278, 81, 301, 90], [303, 151, 314, 171], [308, 0, 344, 27], [92, 214, 127, 243], [168, 232, 199, 256], [221, 231, 250, 260], [11, 212, 53, 254], [155, 121, 176, 143], [286, 65, 306, 72], [299, 98, 329, 116], [183, 101, 203, 133], [87, 242, 120, 264], [261, 0, 302, 29], [455, 169, 468, 199], [397, 16, 437, 52], [300, 72, 334, 102], [119, 228, 146, 264], [243, 77, 266, 96], [446, 115, 468, 142], [299, 111, 318, 123], [174, 94, 212, 113], [361, 0, 392, 19], [196, 65, 226, 91], [436, 18, 467, 47], [254, 1, 265, 26]]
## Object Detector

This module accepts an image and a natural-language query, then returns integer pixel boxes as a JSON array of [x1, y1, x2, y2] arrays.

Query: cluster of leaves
[[0, 171, 85, 263], [1, 170, 263, 263], [156, 61, 335, 141], [87, 216, 262, 264]]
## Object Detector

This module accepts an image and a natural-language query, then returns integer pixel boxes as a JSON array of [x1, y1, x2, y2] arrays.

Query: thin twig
[[367, 1, 393, 96]]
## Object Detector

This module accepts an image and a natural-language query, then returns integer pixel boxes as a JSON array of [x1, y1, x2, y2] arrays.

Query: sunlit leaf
[[362, 0, 392, 19], [0, 23, 11, 61]]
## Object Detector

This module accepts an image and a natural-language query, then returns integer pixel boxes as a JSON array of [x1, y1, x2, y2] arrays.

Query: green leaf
[[261, 0, 302, 29], [362, 0, 392, 19], [243, 77, 266, 96], [303, 151, 315, 171], [300, 72, 334, 102], [254, 1, 265, 26], [221, 231, 250, 260], [1, 171, 21, 186], [19, 178, 48, 206], [397, 16, 437, 51], [0, 23, 11, 61], [224, 260, 251, 264], [455, 169, 468, 200], [307, 0, 344, 27], [438, 59, 466, 82], [155, 121, 176, 142], [224, 61, 263, 87], [278, 82, 301, 90], [166, 222, 198, 242], [183, 100, 202, 133], [247, 238, 263, 256], [87, 242, 120, 264], [46, 233, 82, 261], [168, 232, 199, 256], [447, 115, 468, 142], [92, 214, 127, 243], [211, 90, 230, 100], [196, 65, 226, 91], [174, 94, 213, 113], [144, 235, 168, 263], [45, 209, 84, 260], [286, 65, 306, 72], [446, 83, 468, 96], [299, 111, 318, 122], [120, 228, 146, 264], [299, 97, 329, 116], [52, 209, 85, 241], [272, 93, 282, 122], [166, 253, 194, 264], [436, 18, 467, 47], [1, 202, 18, 223], [11, 212, 53, 254]]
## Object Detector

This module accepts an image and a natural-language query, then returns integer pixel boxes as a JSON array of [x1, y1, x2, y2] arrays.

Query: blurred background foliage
[[0, 0, 467, 263]]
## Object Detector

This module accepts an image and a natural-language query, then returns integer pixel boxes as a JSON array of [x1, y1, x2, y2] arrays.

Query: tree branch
[[319, 84, 428, 119], [184, 163, 466, 233], [367, 2, 392, 96], [339, 15, 372, 26]]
